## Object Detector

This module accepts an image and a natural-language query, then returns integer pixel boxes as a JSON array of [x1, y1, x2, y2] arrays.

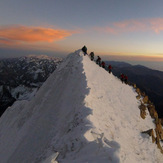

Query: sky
[[0, 0, 163, 69]]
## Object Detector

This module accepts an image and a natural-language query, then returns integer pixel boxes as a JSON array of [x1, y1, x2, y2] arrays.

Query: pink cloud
[[114, 20, 147, 32], [95, 18, 163, 34], [149, 18, 163, 33]]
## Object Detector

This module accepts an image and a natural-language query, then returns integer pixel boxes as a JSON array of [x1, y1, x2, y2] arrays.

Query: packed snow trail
[[0, 50, 162, 163]]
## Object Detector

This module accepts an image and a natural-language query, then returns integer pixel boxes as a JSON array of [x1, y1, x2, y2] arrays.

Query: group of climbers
[[82, 46, 113, 74], [81, 46, 128, 83], [120, 73, 128, 84], [95, 55, 113, 74]]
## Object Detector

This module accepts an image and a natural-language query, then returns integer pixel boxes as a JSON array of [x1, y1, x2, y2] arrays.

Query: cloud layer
[[95, 18, 163, 34], [0, 25, 73, 45]]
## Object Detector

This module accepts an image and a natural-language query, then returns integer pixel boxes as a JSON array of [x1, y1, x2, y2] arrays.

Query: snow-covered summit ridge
[[0, 50, 162, 163]]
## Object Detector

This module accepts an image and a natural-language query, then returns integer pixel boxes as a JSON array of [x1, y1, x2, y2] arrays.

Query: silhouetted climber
[[81, 46, 87, 55], [101, 61, 105, 69], [124, 75, 128, 84], [120, 73, 124, 83], [90, 52, 94, 61], [108, 65, 112, 73], [96, 56, 101, 66]]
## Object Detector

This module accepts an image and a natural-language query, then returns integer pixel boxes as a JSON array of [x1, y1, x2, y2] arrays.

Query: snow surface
[[11, 85, 38, 100], [0, 50, 162, 163]]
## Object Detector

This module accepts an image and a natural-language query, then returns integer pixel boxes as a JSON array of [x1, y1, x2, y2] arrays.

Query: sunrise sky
[[0, 0, 163, 65]]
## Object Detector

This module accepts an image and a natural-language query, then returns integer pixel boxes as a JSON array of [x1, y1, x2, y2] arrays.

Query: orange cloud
[[0, 25, 73, 44], [96, 18, 163, 34]]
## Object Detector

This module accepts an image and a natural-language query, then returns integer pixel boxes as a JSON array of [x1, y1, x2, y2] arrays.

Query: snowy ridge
[[0, 50, 162, 163]]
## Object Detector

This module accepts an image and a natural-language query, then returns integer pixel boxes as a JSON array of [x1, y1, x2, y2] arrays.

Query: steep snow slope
[[0, 50, 162, 163]]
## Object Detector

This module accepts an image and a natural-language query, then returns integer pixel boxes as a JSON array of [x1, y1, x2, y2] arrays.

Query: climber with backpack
[[120, 73, 124, 83], [101, 61, 105, 69], [108, 65, 112, 73], [81, 46, 87, 55], [124, 75, 128, 84], [90, 52, 94, 61], [96, 56, 101, 66]]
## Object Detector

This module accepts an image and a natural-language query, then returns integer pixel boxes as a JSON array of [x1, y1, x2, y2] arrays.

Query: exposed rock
[[147, 104, 158, 120], [148, 100, 152, 104], [141, 92, 146, 97], [143, 96, 149, 104], [133, 82, 163, 154], [136, 88, 141, 95], [139, 103, 146, 119], [136, 95, 141, 100], [155, 136, 163, 154], [155, 119, 163, 140], [161, 118, 163, 126], [142, 129, 156, 143]]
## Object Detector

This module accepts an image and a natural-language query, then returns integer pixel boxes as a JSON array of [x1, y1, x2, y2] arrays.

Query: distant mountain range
[[1, 57, 163, 119], [105, 61, 163, 118], [0, 55, 62, 116]]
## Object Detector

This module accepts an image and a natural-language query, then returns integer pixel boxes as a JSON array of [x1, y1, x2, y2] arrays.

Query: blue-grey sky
[[0, 0, 163, 65]]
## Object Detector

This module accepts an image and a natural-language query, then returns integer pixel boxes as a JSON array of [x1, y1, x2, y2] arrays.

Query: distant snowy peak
[[0, 55, 62, 87], [19, 54, 62, 62], [27, 54, 54, 59]]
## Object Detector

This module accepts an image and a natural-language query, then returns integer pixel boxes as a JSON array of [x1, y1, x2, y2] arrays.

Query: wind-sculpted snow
[[0, 50, 162, 163]]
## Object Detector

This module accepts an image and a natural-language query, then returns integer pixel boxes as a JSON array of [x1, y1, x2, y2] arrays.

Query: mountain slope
[[0, 50, 162, 163], [108, 63, 163, 118]]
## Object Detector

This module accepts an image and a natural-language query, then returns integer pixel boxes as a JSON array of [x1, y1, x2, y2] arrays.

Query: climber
[[101, 61, 105, 69], [90, 52, 94, 61], [120, 73, 124, 83], [81, 46, 87, 55], [124, 75, 128, 84], [96, 56, 101, 66], [108, 65, 112, 73]]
